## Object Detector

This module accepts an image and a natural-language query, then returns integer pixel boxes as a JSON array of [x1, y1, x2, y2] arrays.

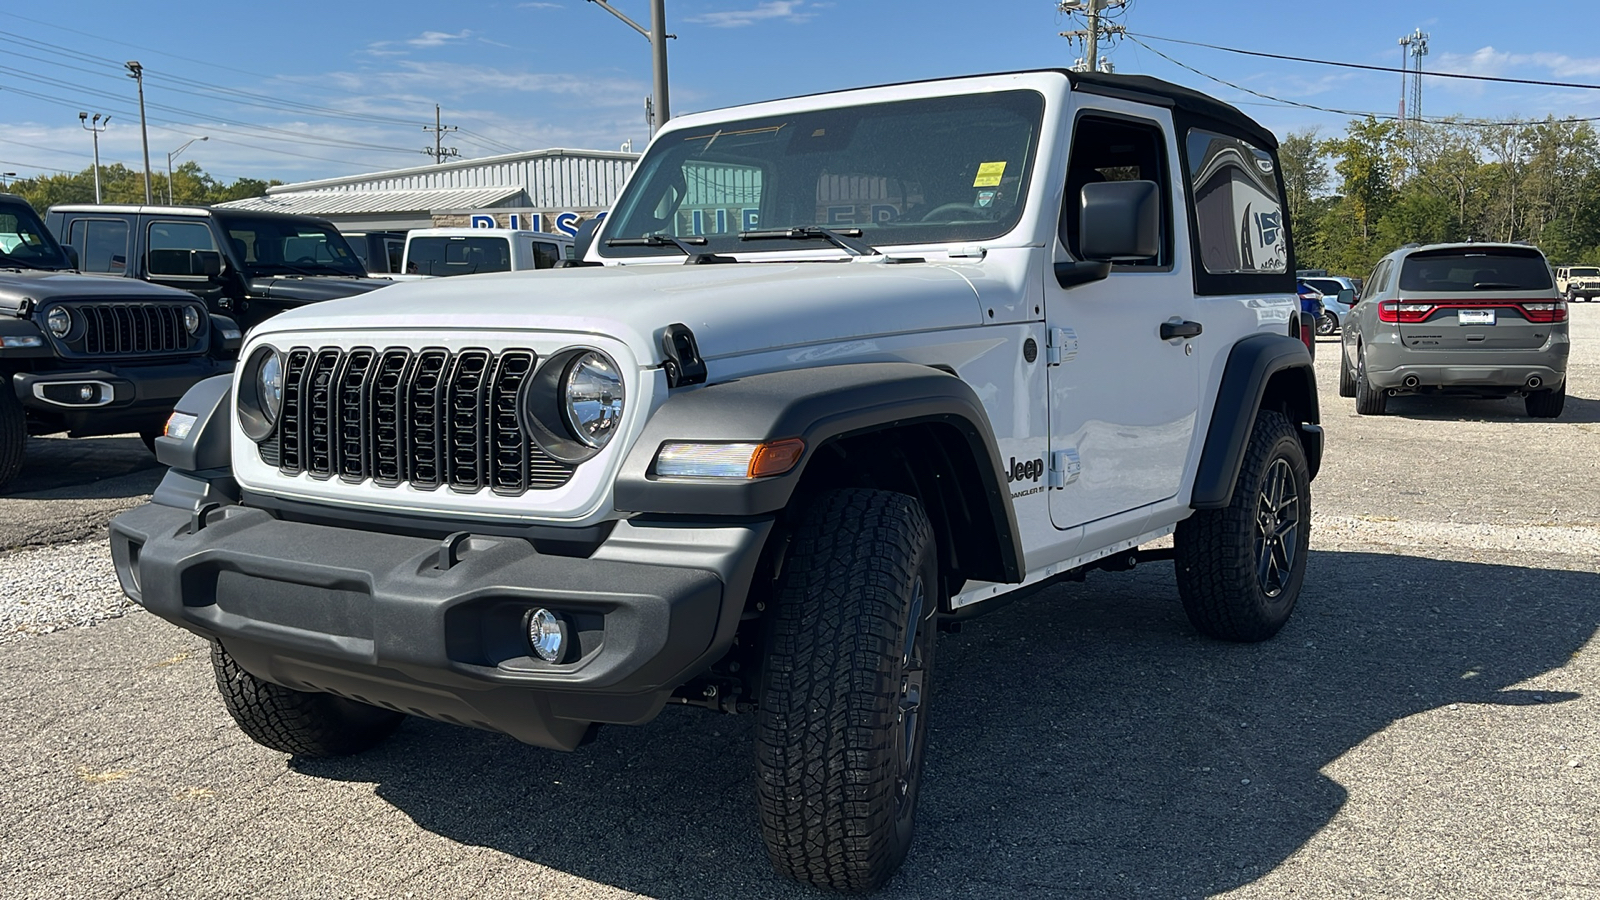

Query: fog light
[[79, 385, 95, 402], [528, 608, 568, 662]]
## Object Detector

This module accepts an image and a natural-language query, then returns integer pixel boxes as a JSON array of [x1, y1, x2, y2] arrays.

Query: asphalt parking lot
[[2, 307, 1597, 899]]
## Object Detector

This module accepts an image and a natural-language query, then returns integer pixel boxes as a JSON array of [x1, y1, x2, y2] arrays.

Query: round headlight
[[258, 349, 284, 423], [237, 345, 284, 442], [183, 306, 201, 334], [46, 307, 72, 337], [561, 351, 624, 449]]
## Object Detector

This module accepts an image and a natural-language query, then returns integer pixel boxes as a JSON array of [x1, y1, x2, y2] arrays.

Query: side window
[[1361, 261, 1390, 301], [531, 240, 559, 269], [385, 239, 404, 273], [1186, 128, 1287, 275], [1060, 115, 1170, 266], [68, 218, 130, 274], [147, 220, 220, 277]]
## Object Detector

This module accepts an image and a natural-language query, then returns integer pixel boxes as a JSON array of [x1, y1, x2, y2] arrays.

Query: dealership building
[[216, 148, 639, 236]]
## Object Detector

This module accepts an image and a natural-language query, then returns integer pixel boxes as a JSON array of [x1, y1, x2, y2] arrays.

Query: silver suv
[[1340, 242, 1568, 417]]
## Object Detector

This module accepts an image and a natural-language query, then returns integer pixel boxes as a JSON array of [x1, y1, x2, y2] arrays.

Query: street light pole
[[0, 173, 14, 191], [166, 136, 207, 205], [125, 61, 153, 205], [586, 0, 674, 134], [79, 112, 110, 203]]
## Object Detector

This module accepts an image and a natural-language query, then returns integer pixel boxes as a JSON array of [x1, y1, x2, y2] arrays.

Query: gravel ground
[[0, 541, 129, 640], [0, 305, 1595, 899]]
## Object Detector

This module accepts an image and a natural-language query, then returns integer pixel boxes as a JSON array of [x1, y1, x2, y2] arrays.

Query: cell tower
[[1397, 29, 1429, 132]]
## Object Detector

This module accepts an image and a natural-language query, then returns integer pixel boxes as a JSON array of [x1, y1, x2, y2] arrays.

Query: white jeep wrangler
[[111, 69, 1320, 891]]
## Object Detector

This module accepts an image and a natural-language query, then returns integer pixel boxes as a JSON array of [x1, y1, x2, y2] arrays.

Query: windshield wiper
[[738, 226, 881, 257], [1472, 281, 1522, 290], [605, 233, 735, 265]]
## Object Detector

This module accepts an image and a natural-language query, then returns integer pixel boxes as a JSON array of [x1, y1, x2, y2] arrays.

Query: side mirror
[[1079, 180, 1160, 261], [63, 245, 80, 269], [194, 250, 223, 278], [1336, 288, 1356, 305], [573, 216, 603, 258]]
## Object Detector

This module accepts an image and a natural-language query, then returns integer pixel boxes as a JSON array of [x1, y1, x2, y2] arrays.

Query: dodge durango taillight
[[1519, 301, 1567, 324], [1376, 300, 1435, 323]]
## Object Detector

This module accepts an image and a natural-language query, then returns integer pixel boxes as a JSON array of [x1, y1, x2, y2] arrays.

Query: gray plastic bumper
[[109, 501, 770, 750]]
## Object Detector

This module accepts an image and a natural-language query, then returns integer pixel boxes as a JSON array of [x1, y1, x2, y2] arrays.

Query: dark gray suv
[[1340, 242, 1568, 417]]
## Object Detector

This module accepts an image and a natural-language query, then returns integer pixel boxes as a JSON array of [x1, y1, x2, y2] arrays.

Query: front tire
[[755, 489, 939, 892], [1338, 349, 1357, 398], [210, 641, 404, 757], [1526, 382, 1565, 418], [1174, 410, 1310, 642], [0, 387, 26, 491], [1354, 345, 1388, 415]]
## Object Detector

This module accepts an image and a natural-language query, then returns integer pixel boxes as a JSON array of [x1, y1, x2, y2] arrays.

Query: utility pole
[[125, 61, 153, 205], [587, 0, 675, 134], [167, 136, 207, 205], [1059, 0, 1125, 73], [422, 104, 459, 164], [78, 112, 110, 203]]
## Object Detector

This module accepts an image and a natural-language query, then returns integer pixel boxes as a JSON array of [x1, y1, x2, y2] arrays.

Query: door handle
[[1160, 319, 1203, 341]]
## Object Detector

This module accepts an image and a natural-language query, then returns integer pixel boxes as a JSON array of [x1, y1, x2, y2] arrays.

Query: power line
[[0, 156, 76, 174], [1122, 35, 1600, 127], [1127, 31, 1600, 91]]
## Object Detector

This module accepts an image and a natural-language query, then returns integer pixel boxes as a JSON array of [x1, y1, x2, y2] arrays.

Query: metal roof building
[[216, 148, 638, 233]]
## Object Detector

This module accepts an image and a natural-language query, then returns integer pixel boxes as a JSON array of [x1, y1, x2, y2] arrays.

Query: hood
[[247, 275, 393, 304], [0, 269, 196, 313], [248, 260, 987, 366]]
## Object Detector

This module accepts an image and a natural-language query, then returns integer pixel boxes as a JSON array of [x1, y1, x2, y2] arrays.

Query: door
[[143, 217, 228, 313], [1046, 110, 1200, 530]]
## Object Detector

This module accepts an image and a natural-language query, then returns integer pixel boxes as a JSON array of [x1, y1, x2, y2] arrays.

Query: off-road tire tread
[[210, 641, 403, 757], [1174, 410, 1309, 643], [1526, 383, 1565, 418], [755, 488, 935, 892], [0, 386, 25, 490]]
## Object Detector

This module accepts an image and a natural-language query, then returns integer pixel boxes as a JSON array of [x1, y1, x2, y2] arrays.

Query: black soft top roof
[[1064, 71, 1278, 151]]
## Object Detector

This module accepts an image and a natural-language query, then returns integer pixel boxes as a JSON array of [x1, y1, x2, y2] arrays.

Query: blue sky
[[3, 1, 1597, 187]]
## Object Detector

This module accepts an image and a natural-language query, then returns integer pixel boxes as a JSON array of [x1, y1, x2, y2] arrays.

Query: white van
[[400, 228, 574, 277]]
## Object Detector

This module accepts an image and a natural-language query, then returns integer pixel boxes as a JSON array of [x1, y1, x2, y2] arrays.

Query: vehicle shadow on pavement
[[1372, 392, 1600, 424], [1, 436, 164, 500], [290, 550, 1596, 899]]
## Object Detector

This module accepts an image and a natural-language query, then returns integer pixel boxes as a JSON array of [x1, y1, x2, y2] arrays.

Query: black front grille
[[72, 302, 198, 356], [259, 346, 574, 495]]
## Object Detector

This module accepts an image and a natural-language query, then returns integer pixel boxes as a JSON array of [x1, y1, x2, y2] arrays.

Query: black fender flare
[[614, 362, 1024, 582], [1191, 333, 1321, 510]]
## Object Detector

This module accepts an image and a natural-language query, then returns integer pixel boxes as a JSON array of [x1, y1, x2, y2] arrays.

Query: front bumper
[[109, 496, 770, 750], [14, 357, 231, 435]]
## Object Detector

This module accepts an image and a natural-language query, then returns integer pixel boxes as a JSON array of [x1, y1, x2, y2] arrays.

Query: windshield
[[602, 90, 1045, 258], [406, 236, 512, 276], [1570, 267, 1600, 277], [0, 201, 72, 269], [215, 214, 365, 277]]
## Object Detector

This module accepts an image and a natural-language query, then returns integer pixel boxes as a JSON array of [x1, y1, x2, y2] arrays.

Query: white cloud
[[407, 30, 473, 48], [518, 2, 562, 7], [686, 1, 815, 28], [1435, 47, 1600, 81]]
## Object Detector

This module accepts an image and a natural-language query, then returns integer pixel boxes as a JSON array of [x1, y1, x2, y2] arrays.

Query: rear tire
[[1174, 410, 1310, 642], [1525, 382, 1565, 418], [1338, 349, 1357, 398], [1354, 346, 1387, 415], [755, 488, 939, 892], [210, 641, 404, 757], [1316, 311, 1338, 337], [0, 387, 26, 491]]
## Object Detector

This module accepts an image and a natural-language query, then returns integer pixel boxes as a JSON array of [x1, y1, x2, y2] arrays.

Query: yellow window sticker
[[973, 161, 1007, 187]]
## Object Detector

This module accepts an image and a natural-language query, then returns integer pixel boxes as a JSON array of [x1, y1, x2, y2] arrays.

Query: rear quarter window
[[1398, 250, 1553, 292]]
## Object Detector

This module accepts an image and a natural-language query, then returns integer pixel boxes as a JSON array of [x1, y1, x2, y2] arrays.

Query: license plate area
[[1457, 309, 1496, 325]]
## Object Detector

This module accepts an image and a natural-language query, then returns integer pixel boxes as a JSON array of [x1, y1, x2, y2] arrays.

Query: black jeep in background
[[45, 205, 392, 333], [0, 194, 236, 490]]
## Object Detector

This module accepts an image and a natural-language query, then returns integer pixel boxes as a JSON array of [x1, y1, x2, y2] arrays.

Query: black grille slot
[[65, 302, 198, 356], [261, 346, 575, 496]]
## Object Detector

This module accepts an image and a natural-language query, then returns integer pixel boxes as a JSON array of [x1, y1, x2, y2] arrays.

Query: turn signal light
[[655, 438, 806, 479]]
